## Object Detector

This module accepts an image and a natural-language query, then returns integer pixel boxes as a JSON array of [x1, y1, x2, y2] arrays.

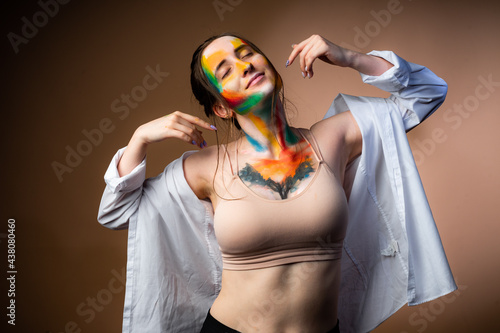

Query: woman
[[98, 33, 456, 333]]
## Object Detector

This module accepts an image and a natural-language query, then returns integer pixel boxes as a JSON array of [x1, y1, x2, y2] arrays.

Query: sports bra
[[213, 129, 348, 270]]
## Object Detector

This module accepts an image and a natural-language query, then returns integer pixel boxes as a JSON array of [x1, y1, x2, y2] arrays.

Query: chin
[[258, 80, 276, 96]]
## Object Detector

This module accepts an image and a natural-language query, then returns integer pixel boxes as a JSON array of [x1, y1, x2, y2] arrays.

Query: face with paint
[[201, 36, 276, 115]]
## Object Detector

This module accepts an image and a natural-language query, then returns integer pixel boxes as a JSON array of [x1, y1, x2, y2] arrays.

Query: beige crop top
[[213, 129, 348, 270]]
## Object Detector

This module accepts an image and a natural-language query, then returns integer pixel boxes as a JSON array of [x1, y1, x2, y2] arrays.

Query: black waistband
[[200, 310, 340, 333]]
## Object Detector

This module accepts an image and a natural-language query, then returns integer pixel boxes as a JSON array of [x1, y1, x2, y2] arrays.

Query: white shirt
[[98, 50, 456, 333]]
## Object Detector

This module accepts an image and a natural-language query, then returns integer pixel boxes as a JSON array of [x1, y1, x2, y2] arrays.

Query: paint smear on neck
[[222, 90, 265, 115], [246, 113, 282, 154]]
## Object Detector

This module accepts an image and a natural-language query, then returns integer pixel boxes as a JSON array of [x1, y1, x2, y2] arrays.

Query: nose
[[235, 61, 253, 77]]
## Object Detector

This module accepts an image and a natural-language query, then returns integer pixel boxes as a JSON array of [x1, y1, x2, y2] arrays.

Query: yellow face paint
[[201, 37, 268, 115]]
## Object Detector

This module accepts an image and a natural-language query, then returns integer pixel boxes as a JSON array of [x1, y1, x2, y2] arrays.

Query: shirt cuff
[[359, 50, 411, 92], [103, 147, 146, 193]]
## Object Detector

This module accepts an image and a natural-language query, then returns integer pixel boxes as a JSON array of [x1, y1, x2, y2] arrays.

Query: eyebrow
[[214, 44, 250, 76]]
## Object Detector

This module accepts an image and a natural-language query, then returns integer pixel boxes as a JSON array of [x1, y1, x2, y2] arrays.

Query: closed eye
[[221, 68, 231, 79], [219, 48, 254, 80]]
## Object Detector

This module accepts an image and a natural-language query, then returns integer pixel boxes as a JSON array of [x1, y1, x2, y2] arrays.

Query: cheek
[[254, 55, 270, 69], [255, 56, 267, 66], [221, 61, 247, 91], [220, 71, 239, 90], [256, 57, 275, 84]]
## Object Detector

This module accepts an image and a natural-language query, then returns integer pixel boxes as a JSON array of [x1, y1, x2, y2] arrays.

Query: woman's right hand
[[134, 111, 216, 148], [118, 111, 216, 177]]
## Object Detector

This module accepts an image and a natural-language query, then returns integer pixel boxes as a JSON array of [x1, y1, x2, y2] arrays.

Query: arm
[[118, 111, 215, 176], [97, 147, 147, 230], [357, 50, 448, 130], [347, 50, 393, 76], [97, 111, 216, 229], [287, 35, 447, 129], [286, 35, 448, 161], [286, 35, 373, 165], [286, 34, 393, 78]]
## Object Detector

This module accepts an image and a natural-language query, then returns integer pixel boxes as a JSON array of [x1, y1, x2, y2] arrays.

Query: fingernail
[[192, 140, 197, 145], [302, 72, 305, 78], [210, 125, 217, 130], [308, 73, 311, 79], [203, 140, 207, 147], [305, 66, 308, 71], [291, 44, 296, 48], [285, 60, 289, 68]]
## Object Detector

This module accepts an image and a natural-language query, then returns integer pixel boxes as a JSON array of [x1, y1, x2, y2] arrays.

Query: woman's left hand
[[286, 34, 355, 78]]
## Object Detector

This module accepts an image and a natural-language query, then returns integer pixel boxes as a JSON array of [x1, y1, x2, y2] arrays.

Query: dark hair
[[190, 32, 284, 130]]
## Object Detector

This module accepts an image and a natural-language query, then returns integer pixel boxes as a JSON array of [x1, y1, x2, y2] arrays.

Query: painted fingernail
[[302, 72, 305, 78], [210, 125, 218, 130], [192, 140, 197, 145], [305, 66, 308, 71], [291, 44, 296, 48], [203, 140, 207, 147], [308, 72, 311, 79], [285, 60, 289, 68]]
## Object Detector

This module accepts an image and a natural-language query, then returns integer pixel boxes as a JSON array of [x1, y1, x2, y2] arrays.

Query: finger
[[174, 111, 217, 131], [305, 38, 328, 78], [177, 121, 205, 145], [164, 114, 205, 143], [304, 44, 322, 79], [164, 112, 212, 147], [286, 44, 302, 68], [306, 62, 314, 79], [299, 42, 316, 76], [169, 122, 206, 147], [288, 37, 311, 67], [286, 36, 313, 68]]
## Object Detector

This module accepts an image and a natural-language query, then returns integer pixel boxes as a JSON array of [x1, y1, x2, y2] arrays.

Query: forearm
[[98, 145, 147, 229], [346, 49, 394, 76], [356, 50, 447, 130], [118, 131, 148, 177]]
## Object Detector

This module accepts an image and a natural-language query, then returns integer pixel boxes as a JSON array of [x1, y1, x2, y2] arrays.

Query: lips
[[246, 73, 264, 89]]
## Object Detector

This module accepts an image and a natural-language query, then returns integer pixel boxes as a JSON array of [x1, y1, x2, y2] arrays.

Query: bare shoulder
[[183, 145, 219, 200], [310, 111, 362, 170]]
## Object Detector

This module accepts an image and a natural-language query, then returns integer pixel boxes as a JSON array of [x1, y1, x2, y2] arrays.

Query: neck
[[235, 94, 300, 157]]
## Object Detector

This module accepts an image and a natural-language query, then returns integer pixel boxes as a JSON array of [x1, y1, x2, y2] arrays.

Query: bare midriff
[[210, 259, 341, 333]]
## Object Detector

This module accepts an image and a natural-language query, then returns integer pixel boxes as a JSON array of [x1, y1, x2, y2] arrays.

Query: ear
[[212, 103, 233, 119]]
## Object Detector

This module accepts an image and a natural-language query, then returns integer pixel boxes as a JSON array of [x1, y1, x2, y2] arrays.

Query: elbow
[[435, 78, 448, 107], [97, 217, 129, 231], [422, 80, 448, 122], [97, 207, 129, 231], [428, 79, 448, 119], [97, 187, 137, 230], [424, 77, 449, 115], [97, 212, 111, 228], [403, 78, 449, 130]]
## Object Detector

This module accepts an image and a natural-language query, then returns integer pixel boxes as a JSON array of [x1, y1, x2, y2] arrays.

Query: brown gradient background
[[2, 0, 499, 332]]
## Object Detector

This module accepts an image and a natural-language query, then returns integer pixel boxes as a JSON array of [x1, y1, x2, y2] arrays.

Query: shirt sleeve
[[329, 51, 456, 332], [97, 147, 146, 230], [103, 147, 146, 193], [359, 50, 448, 131]]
